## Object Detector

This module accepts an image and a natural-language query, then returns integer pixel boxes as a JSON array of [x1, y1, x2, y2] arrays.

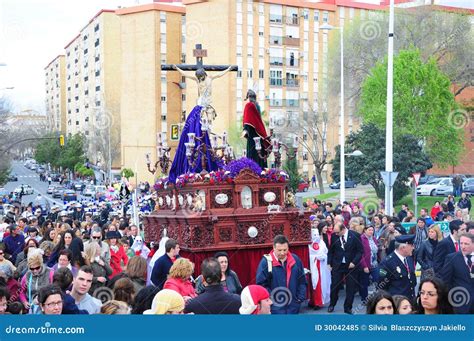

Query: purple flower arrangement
[[224, 157, 262, 178]]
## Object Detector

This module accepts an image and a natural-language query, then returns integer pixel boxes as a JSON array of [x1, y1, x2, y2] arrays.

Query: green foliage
[[0, 166, 9, 186], [358, 49, 463, 167], [74, 162, 94, 177], [284, 148, 301, 193], [121, 168, 134, 180], [331, 123, 432, 203], [34, 133, 86, 171]]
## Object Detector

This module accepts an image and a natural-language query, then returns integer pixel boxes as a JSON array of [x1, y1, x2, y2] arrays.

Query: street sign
[[412, 172, 421, 186], [380, 171, 399, 187]]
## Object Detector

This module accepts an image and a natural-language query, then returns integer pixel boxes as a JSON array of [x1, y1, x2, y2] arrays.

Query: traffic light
[[59, 134, 65, 147]]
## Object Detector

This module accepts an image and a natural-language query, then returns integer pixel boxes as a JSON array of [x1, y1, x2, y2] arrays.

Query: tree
[[331, 124, 432, 203], [328, 6, 473, 105], [284, 148, 300, 194], [121, 168, 134, 180], [74, 162, 94, 178], [34, 132, 62, 168], [58, 133, 87, 171], [357, 49, 463, 167]]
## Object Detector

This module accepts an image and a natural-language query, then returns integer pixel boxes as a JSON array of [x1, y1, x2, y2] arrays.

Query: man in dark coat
[[185, 258, 241, 314], [378, 235, 417, 300], [150, 238, 180, 289], [440, 233, 474, 314], [327, 222, 363, 314], [433, 220, 466, 274]]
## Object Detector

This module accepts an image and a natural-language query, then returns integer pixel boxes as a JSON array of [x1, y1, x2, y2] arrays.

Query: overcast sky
[[0, 0, 472, 114]]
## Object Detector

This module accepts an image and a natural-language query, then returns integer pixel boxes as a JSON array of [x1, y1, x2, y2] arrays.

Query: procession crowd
[[0, 189, 472, 315]]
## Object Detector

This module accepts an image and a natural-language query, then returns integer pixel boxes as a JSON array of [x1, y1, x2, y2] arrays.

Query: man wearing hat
[[47, 205, 60, 222], [239, 285, 272, 315], [34, 208, 45, 226], [377, 234, 417, 300], [72, 203, 84, 221]]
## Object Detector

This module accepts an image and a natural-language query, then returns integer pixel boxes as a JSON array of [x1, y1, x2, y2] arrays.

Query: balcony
[[269, 99, 283, 107], [268, 99, 300, 107], [269, 35, 283, 46], [285, 15, 299, 25], [269, 57, 299, 68], [270, 78, 283, 87], [283, 37, 300, 47], [285, 78, 299, 87], [269, 14, 283, 24]]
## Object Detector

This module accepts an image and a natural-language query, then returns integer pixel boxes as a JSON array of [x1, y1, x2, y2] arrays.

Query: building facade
[[44, 55, 66, 133]]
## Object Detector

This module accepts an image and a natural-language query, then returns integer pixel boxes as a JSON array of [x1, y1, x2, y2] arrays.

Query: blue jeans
[[359, 267, 379, 302]]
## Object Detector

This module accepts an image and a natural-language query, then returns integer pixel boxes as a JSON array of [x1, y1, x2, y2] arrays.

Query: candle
[[292, 135, 299, 149], [243, 150, 247, 157], [228, 146, 233, 156], [211, 135, 218, 148], [145, 153, 151, 164], [187, 133, 196, 146], [185, 143, 192, 156], [272, 138, 279, 153], [222, 131, 227, 145], [157, 133, 162, 144], [269, 117, 275, 129], [253, 136, 262, 151]]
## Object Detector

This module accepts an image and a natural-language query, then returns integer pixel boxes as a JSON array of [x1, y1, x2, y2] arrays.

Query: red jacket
[[163, 277, 197, 298], [109, 245, 128, 279], [430, 206, 441, 220]]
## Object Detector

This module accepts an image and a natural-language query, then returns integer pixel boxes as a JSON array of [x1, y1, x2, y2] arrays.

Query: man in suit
[[327, 222, 363, 314], [378, 235, 417, 300], [440, 233, 474, 314], [433, 220, 467, 274]]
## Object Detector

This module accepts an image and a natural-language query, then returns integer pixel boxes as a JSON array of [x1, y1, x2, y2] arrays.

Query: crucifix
[[162, 44, 238, 121]]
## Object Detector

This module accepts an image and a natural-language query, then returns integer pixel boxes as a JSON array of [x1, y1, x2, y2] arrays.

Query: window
[[161, 96, 166, 102], [75, 96, 79, 101], [161, 115, 167, 121], [259, 70, 264, 79], [84, 48, 88, 55], [67, 86, 71, 91], [75, 108, 79, 113], [247, 69, 253, 78], [95, 55, 100, 62], [96, 85, 100, 91], [95, 39, 99, 47], [84, 76, 88, 82], [94, 24, 99, 32], [237, 70, 242, 78], [314, 10, 319, 22], [95, 100, 101, 106], [75, 84, 78, 88], [323, 11, 328, 23], [182, 94, 186, 101], [95, 70, 100, 77], [259, 31, 263, 36], [85, 90, 89, 95]]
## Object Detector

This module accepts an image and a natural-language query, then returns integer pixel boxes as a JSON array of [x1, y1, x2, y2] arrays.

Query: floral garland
[[260, 168, 289, 183], [175, 172, 202, 189], [153, 176, 169, 191], [204, 170, 233, 185]]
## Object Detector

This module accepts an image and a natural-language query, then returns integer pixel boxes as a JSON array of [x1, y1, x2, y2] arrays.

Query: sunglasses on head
[[30, 266, 41, 271]]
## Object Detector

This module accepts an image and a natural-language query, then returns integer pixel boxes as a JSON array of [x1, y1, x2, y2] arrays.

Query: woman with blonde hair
[[163, 258, 197, 301], [143, 289, 185, 315], [83, 241, 112, 295], [417, 224, 442, 280], [100, 300, 130, 314]]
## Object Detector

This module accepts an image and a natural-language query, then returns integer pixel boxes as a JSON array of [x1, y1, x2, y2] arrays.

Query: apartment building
[[44, 55, 66, 133]]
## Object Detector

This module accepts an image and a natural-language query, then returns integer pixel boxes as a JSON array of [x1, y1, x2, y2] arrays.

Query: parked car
[[329, 180, 358, 189], [13, 184, 34, 195], [50, 173, 61, 182], [417, 177, 451, 196], [83, 185, 95, 197], [47, 185, 56, 194], [462, 178, 474, 195], [7, 173, 18, 181], [52, 187, 65, 198], [418, 175, 440, 185], [297, 180, 310, 192], [433, 178, 453, 196], [36, 167, 46, 174], [62, 190, 77, 202], [73, 181, 85, 192]]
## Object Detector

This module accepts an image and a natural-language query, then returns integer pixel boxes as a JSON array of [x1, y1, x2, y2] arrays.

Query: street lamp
[[346, 150, 363, 157], [321, 23, 346, 202]]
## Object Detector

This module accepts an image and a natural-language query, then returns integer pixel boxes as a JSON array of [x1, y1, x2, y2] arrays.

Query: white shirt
[[394, 250, 406, 266], [340, 230, 349, 263]]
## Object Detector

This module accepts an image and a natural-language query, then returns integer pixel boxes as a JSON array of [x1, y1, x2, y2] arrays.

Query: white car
[[417, 177, 452, 196], [83, 185, 95, 197], [13, 184, 34, 195]]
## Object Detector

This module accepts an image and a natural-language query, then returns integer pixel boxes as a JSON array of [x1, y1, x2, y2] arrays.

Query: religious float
[[142, 45, 311, 286]]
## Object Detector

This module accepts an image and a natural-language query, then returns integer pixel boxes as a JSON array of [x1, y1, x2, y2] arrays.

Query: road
[[3, 161, 87, 209]]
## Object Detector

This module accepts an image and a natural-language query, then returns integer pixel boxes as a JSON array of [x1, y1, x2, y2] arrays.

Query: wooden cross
[[161, 43, 237, 72]]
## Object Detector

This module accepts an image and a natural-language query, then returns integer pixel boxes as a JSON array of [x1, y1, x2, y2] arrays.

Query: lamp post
[[321, 23, 345, 202]]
